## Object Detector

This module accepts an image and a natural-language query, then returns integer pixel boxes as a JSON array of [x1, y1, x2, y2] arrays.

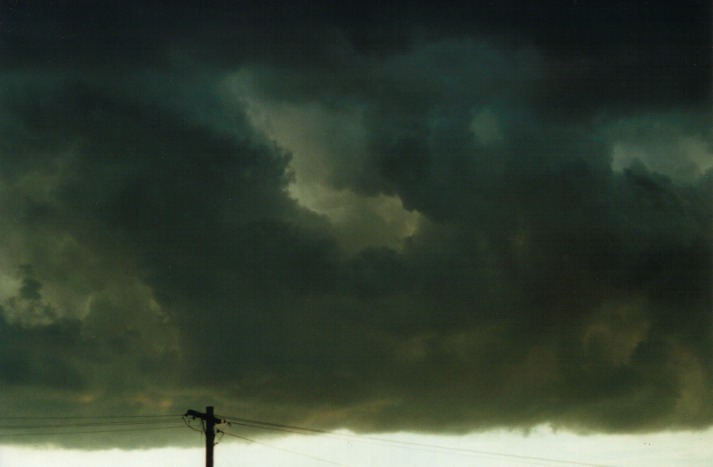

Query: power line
[[0, 425, 186, 437], [219, 415, 330, 435], [0, 419, 183, 429], [0, 416, 185, 439], [218, 415, 610, 467], [183, 415, 205, 433], [218, 422, 584, 466], [219, 429, 350, 467], [1, 407, 610, 467], [0, 414, 181, 419]]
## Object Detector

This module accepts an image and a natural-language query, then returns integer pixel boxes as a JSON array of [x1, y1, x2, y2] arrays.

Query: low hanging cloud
[[0, 0, 711, 448]]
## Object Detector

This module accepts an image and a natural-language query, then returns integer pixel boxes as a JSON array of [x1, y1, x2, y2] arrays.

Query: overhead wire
[[0, 415, 185, 438], [182, 415, 205, 433], [0, 414, 181, 419], [217, 415, 611, 467], [0, 425, 186, 437], [0, 411, 612, 466], [218, 429, 350, 467], [0, 418, 184, 429]]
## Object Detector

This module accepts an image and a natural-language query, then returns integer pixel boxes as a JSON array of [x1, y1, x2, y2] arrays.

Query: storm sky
[[1, 0, 711, 449]]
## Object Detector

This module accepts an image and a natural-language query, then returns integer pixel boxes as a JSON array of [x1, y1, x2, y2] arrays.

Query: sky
[[0, 0, 712, 465]]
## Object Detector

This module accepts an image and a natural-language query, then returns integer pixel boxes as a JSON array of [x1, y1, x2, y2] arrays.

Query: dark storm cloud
[[0, 0, 711, 448]]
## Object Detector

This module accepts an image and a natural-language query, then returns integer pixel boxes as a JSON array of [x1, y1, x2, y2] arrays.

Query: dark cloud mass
[[1, 0, 711, 448]]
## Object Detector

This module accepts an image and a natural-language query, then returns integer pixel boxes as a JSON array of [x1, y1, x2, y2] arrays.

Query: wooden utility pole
[[185, 406, 222, 467]]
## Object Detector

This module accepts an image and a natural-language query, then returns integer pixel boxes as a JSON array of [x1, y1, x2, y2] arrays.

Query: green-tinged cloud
[[0, 0, 711, 450]]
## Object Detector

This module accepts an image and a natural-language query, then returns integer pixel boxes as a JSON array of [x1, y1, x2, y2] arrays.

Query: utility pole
[[185, 406, 222, 467]]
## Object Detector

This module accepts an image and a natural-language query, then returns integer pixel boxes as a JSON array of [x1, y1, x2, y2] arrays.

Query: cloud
[[607, 113, 713, 183], [0, 0, 711, 449]]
